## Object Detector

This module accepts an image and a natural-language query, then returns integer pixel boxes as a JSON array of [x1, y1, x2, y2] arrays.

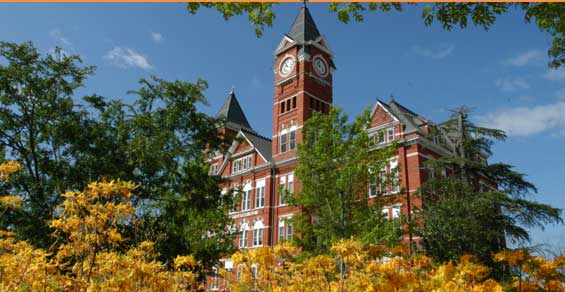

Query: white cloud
[[477, 101, 565, 136], [494, 78, 530, 92], [556, 89, 565, 99], [104, 47, 153, 70], [505, 50, 544, 66], [543, 68, 565, 81], [49, 28, 73, 49], [150, 32, 163, 43], [411, 44, 454, 60]]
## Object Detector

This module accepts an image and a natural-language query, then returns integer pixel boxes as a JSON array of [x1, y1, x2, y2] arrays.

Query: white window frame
[[369, 127, 395, 146], [368, 168, 377, 197], [242, 183, 252, 211], [279, 176, 287, 205], [210, 267, 219, 290], [387, 128, 395, 142], [289, 126, 297, 150], [280, 130, 288, 153], [232, 154, 253, 174], [287, 174, 294, 193], [239, 223, 249, 248], [252, 221, 264, 247], [390, 158, 400, 194], [255, 179, 266, 208], [278, 216, 293, 242], [391, 205, 401, 219]]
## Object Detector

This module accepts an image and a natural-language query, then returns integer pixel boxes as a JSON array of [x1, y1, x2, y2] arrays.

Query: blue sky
[[1, 3, 564, 250]]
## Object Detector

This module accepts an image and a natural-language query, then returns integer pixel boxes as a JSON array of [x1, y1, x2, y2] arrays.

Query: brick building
[[206, 6, 462, 290]]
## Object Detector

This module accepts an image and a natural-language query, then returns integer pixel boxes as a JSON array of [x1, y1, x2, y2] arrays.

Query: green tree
[[74, 77, 237, 268], [292, 107, 399, 254], [0, 42, 235, 269], [187, 2, 564, 68], [417, 108, 562, 270], [0, 41, 94, 247]]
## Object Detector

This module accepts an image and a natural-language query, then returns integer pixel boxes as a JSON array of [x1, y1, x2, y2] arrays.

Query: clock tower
[[272, 6, 335, 162]]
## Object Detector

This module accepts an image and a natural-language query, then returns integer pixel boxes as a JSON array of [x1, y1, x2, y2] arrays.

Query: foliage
[[0, 41, 235, 268], [418, 109, 562, 270], [227, 238, 565, 291], [0, 161, 562, 291], [0, 161, 201, 291], [187, 3, 564, 68], [0, 41, 95, 247], [293, 107, 398, 254]]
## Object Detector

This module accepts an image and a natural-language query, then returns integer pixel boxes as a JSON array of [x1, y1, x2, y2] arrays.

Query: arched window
[[255, 179, 266, 208], [242, 183, 252, 211], [239, 222, 249, 248], [280, 129, 288, 153], [289, 126, 297, 150], [253, 220, 264, 247]]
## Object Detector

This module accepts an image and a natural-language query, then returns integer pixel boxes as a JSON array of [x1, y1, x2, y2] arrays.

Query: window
[[286, 99, 291, 111], [378, 131, 385, 144], [387, 128, 395, 142], [292, 96, 296, 108], [241, 183, 252, 211], [251, 264, 258, 279], [368, 169, 377, 197], [286, 223, 293, 241], [209, 164, 219, 175], [278, 222, 285, 242], [253, 221, 264, 247], [211, 267, 219, 290], [382, 207, 390, 220], [280, 131, 287, 153], [239, 223, 249, 248], [289, 128, 296, 150], [369, 127, 395, 146], [287, 174, 294, 193], [278, 217, 293, 242], [255, 180, 265, 208], [280, 102, 285, 114], [279, 176, 287, 205], [378, 166, 387, 195], [390, 158, 399, 194], [232, 155, 253, 174], [229, 186, 238, 213], [391, 205, 401, 219]]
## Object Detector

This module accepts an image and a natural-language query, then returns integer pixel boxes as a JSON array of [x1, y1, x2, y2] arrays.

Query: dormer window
[[232, 155, 253, 174], [369, 127, 395, 146]]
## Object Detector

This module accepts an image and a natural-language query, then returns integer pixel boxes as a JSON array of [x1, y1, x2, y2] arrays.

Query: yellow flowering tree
[[0, 161, 201, 291]]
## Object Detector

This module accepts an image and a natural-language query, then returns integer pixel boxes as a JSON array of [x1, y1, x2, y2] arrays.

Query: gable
[[370, 103, 398, 128], [233, 139, 253, 155]]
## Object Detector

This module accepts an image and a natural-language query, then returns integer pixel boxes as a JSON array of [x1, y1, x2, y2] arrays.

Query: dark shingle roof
[[287, 6, 321, 43], [241, 128, 272, 162], [378, 99, 428, 134], [216, 89, 253, 132]]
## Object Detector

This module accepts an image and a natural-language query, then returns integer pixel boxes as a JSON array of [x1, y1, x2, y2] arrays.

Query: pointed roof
[[216, 89, 253, 132], [287, 6, 321, 43], [241, 128, 272, 162]]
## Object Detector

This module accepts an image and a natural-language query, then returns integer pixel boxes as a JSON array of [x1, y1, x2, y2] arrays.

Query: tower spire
[[287, 5, 320, 43]]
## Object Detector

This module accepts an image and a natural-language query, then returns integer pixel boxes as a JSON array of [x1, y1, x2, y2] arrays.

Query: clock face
[[279, 57, 295, 77], [313, 56, 328, 77]]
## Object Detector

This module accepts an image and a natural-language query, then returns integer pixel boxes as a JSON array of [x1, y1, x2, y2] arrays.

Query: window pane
[[280, 134, 287, 153], [286, 223, 293, 241], [289, 130, 296, 150], [387, 128, 394, 141]]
